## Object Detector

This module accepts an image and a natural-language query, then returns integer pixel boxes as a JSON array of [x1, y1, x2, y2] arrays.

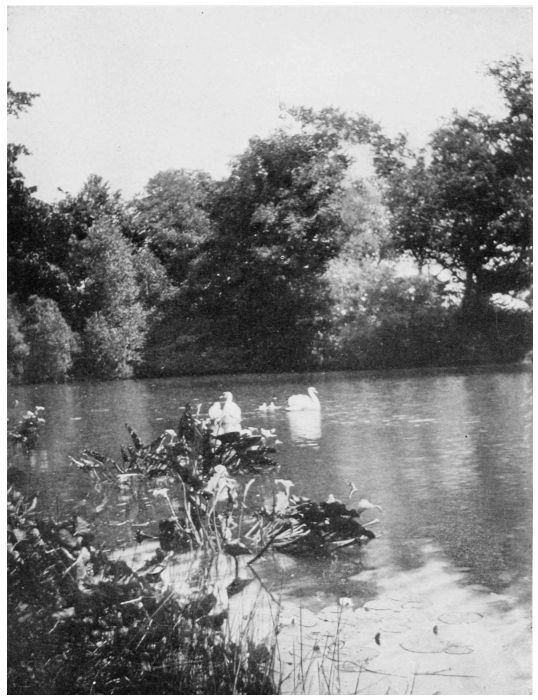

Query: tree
[[130, 169, 215, 284], [81, 310, 145, 380], [69, 217, 148, 378], [370, 57, 532, 312], [289, 59, 532, 313], [323, 259, 453, 369], [131, 244, 174, 310], [188, 128, 351, 369], [7, 296, 29, 382], [22, 296, 77, 383], [337, 179, 393, 262], [56, 174, 127, 241], [7, 84, 71, 304]]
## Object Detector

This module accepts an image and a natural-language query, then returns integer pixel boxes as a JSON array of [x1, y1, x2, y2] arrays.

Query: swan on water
[[286, 387, 320, 411], [219, 391, 242, 437]]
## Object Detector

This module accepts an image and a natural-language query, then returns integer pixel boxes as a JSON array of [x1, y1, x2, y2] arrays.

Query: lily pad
[[364, 598, 401, 612], [400, 638, 446, 654], [401, 600, 427, 610], [444, 642, 474, 655], [438, 611, 483, 625], [379, 621, 409, 633]]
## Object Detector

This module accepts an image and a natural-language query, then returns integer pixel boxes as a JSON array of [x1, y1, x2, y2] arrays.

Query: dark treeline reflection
[[7, 60, 531, 384]]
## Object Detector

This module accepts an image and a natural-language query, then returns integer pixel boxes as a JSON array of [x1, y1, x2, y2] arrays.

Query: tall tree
[[7, 84, 71, 303], [288, 59, 532, 312], [69, 217, 148, 378], [130, 169, 215, 284], [370, 57, 532, 312], [188, 129, 351, 369], [57, 174, 127, 240]]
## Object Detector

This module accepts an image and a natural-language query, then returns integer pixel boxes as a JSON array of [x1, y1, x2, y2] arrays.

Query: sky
[[6, 5, 533, 203]]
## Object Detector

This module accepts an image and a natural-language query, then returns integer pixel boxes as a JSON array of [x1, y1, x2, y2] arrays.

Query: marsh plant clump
[[7, 483, 277, 694], [7, 404, 380, 693], [70, 403, 379, 556]]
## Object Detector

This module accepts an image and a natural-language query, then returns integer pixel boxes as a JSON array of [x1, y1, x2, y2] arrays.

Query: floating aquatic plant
[[70, 403, 381, 560]]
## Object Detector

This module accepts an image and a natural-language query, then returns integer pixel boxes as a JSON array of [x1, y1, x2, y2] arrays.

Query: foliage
[[7, 406, 45, 450], [74, 405, 377, 558], [370, 57, 532, 312], [324, 259, 531, 368], [131, 243, 174, 310], [8, 85, 72, 305], [338, 178, 394, 261], [324, 260, 453, 368], [67, 217, 140, 315], [7, 62, 532, 382], [7, 82, 39, 117], [7, 486, 277, 694], [22, 296, 78, 383], [188, 128, 351, 370], [7, 296, 29, 382], [80, 309, 144, 379], [6, 402, 378, 694], [56, 174, 128, 241], [288, 59, 532, 314], [130, 169, 215, 284], [67, 217, 148, 378]]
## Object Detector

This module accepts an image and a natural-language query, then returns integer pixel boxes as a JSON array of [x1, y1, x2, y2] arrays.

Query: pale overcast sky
[[7, 5, 533, 202]]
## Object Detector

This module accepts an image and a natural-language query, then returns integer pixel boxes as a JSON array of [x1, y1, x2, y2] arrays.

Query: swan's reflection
[[287, 410, 322, 446]]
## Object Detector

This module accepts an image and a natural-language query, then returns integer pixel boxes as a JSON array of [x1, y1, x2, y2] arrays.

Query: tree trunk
[[461, 269, 490, 317]]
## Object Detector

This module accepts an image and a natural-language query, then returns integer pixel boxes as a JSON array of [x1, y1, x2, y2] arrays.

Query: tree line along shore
[[7, 57, 532, 384]]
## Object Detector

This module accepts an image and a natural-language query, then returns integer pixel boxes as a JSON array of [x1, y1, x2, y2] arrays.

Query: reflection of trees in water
[[286, 410, 321, 445], [334, 371, 531, 591], [383, 371, 532, 591], [459, 371, 532, 591]]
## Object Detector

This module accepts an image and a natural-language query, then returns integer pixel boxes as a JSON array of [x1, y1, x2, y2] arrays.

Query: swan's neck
[[308, 389, 320, 408]]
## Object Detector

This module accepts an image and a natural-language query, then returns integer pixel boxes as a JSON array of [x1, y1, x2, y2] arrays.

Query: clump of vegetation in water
[[72, 404, 380, 557], [8, 404, 382, 693], [8, 405, 45, 450], [7, 484, 278, 694]]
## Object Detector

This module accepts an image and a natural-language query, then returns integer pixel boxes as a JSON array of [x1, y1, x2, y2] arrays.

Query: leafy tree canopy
[[7, 83, 72, 305], [371, 57, 532, 311], [287, 58, 532, 312], [130, 169, 215, 284], [188, 127, 352, 368], [57, 174, 127, 240], [22, 296, 77, 383]]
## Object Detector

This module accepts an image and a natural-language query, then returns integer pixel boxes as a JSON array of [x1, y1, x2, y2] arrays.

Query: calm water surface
[[9, 367, 532, 692]]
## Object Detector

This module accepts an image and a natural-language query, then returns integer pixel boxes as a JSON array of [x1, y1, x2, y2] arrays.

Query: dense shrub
[[323, 260, 531, 369], [22, 296, 77, 383], [323, 260, 449, 368], [80, 307, 147, 379]]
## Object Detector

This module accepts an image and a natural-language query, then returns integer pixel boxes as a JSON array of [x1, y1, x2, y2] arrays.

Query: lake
[[8, 366, 532, 694]]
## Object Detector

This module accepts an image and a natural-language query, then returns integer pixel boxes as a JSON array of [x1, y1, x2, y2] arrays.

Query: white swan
[[219, 391, 242, 435], [286, 387, 320, 411]]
